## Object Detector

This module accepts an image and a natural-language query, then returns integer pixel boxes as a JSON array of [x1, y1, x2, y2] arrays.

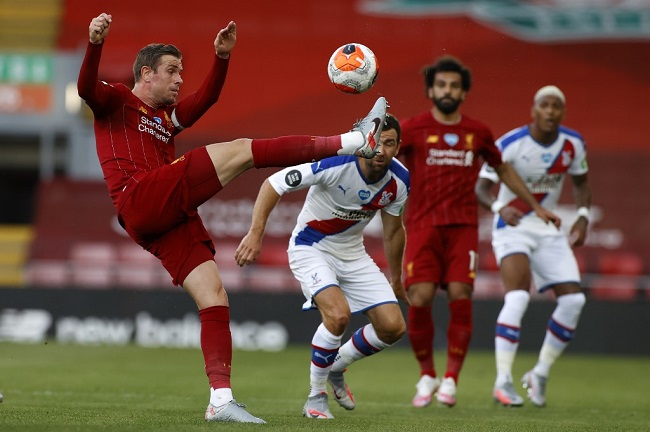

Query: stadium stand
[[0, 0, 645, 302], [0, 225, 32, 286], [0, 0, 62, 51]]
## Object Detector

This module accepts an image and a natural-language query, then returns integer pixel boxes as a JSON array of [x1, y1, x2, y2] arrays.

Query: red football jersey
[[77, 42, 228, 207], [400, 110, 502, 228]]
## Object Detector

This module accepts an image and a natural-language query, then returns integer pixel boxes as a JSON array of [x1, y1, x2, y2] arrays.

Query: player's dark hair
[[133, 43, 182, 82], [384, 113, 401, 143], [422, 55, 472, 92]]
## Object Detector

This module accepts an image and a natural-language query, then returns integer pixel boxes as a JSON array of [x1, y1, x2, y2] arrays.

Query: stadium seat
[[245, 267, 300, 293], [255, 243, 290, 267], [479, 250, 499, 272], [25, 259, 70, 286], [588, 275, 638, 302], [115, 243, 157, 288], [597, 251, 644, 275], [213, 242, 240, 269], [69, 242, 116, 288]]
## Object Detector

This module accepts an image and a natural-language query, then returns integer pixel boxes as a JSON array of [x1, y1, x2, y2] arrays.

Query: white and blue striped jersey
[[479, 125, 588, 232], [268, 155, 410, 260]]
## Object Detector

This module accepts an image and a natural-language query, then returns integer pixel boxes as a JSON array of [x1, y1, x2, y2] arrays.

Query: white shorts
[[287, 246, 397, 314], [492, 225, 581, 292]]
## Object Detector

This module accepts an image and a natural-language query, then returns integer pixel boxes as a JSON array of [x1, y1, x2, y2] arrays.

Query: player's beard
[[433, 96, 461, 115]]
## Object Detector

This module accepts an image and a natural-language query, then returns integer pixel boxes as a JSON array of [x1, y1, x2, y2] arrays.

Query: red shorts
[[117, 147, 223, 285], [403, 225, 478, 289]]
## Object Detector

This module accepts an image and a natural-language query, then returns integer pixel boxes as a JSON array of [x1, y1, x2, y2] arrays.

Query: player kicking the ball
[[78, 12, 386, 424]]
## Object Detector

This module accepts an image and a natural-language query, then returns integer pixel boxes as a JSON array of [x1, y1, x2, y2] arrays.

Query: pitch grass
[[0, 343, 648, 431]]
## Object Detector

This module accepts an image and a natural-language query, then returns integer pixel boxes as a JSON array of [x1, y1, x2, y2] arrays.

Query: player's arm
[[380, 211, 410, 306], [172, 22, 236, 131], [476, 163, 524, 227], [235, 179, 282, 267], [568, 173, 592, 247], [495, 162, 561, 228], [77, 13, 115, 111]]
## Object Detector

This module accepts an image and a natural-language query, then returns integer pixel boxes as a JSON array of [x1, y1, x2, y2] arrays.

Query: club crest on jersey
[[465, 133, 474, 150], [561, 150, 572, 166], [285, 170, 302, 187], [444, 133, 459, 147], [358, 190, 371, 200], [541, 153, 552, 164], [378, 191, 394, 206]]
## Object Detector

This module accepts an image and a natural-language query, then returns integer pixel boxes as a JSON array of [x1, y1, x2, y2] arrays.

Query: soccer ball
[[327, 43, 379, 94]]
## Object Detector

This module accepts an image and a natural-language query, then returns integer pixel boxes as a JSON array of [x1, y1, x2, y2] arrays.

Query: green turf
[[0, 342, 648, 431]]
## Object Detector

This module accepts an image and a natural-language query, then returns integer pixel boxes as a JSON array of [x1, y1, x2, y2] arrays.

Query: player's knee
[[559, 291, 586, 312], [325, 311, 350, 335], [376, 317, 406, 344]]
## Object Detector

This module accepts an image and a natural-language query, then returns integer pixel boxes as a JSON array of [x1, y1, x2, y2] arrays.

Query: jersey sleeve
[[479, 129, 503, 169], [172, 55, 229, 131], [384, 183, 409, 217], [77, 42, 124, 116], [478, 161, 500, 183], [267, 161, 323, 195], [568, 137, 589, 176]]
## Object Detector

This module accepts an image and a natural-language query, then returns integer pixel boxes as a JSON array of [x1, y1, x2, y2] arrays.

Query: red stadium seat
[[588, 275, 638, 302], [255, 244, 290, 267], [597, 251, 644, 275], [26, 260, 70, 286], [69, 242, 116, 288]]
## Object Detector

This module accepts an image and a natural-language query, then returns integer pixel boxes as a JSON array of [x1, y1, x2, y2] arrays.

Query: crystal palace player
[[235, 114, 408, 419], [476, 86, 591, 407], [77, 12, 385, 424], [399, 56, 560, 407]]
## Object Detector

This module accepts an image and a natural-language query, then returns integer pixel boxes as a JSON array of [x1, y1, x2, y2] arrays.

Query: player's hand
[[498, 206, 524, 226], [568, 217, 588, 248], [234, 231, 262, 267], [214, 21, 236, 58], [391, 279, 411, 306], [89, 13, 112, 44], [534, 206, 562, 229]]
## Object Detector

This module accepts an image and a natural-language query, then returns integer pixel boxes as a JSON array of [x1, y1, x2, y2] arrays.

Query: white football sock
[[495, 290, 530, 386], [309, 323, 342, 397], [534, 292, 586, 378], [209, 387, 233, 407], [338, 131, 364, 155]]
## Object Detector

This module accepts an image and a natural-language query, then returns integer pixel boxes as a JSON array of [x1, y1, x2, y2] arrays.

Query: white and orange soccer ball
[[327, 43, 379, 94]]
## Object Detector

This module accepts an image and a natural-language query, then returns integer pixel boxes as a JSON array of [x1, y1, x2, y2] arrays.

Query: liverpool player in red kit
[[77, 13, 386, 423], [399, 56, 560, 407]]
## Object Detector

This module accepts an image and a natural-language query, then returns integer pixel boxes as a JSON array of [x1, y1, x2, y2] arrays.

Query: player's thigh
[[442, 225, 479, 286], [313, 286, 351, 328], [493, 228, 536, 291], [288, 246, 341, 311], [499, 253, 532, 291], [530, 235, 581, 292], [335, 254, 398, 314], [403, 226, 443, 287], [205, 138, 254, 187]]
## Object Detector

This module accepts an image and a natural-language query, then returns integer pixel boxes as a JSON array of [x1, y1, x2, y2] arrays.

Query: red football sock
[[446, 298, 473, 382], [199, 305, 232, 389], [251, 135, 342, 168], [407, 305, 436, 377]]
